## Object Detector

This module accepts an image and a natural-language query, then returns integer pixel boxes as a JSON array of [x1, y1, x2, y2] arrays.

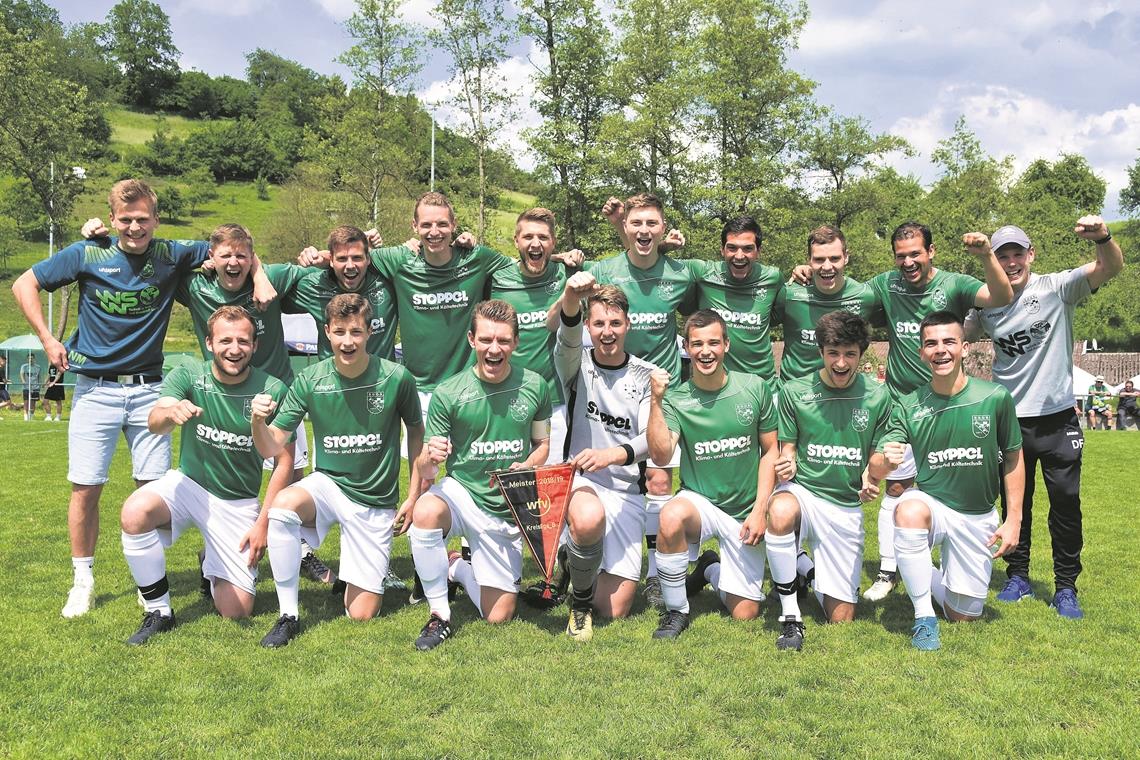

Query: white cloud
[[312, 0, 356, 22], [169, 0, 272, 16]]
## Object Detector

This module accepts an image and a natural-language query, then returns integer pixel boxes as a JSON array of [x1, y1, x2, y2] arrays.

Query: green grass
[[0, 418, 1136, 757], [106, 107, 212, 150]]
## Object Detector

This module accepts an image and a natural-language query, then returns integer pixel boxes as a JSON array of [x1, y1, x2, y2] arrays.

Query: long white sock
[[796, 551, 815, 581], [448, 557, 482, 617], [267, 508, 303, 618], [895, 527, 934, 619], [878, 495, 899, 573], [765, 530, 802, 621], [645, 494, 668, 577], [688, 543, 699, 562], [71, 556, 94, 585], [121, 530, 171, 615], [655, 550, 689, 613], [706, 563, 726, 606], [930, 566, 946, 613], [410, 526, 450, 620]]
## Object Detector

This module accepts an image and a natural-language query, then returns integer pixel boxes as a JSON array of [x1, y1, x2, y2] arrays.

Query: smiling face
[[330, 242, 368, 293], [210, 241, 254, 292], [920, 321, 967, 379], [109, 199, 159, 255], [325, 314, 370, 373], [994, 243, 1035, 291], [414, 202, 456, 257], [586, 302, 629, 362], [206, 317, 256, 381], [514, 220, 555, 276], [721, 231, 760, 281], [468, 316, 517, 383], [685, 322, 728, 379], [820, 343, 862, 389], [623, 206, 665, 261], [809, 238, 848, 294], [893, 235, 935, 287]]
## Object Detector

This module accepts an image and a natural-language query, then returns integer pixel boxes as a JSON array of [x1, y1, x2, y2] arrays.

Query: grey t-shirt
[[970, 269, 1091, 417]]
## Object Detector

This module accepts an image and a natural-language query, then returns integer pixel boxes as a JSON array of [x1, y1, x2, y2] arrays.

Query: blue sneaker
[[910, 616, 941, 651], [996, 575, 1033, 602], [1050, 588, 1084, 619]]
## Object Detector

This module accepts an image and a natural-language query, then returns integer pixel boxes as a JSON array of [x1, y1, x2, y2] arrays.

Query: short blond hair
[[624, 192, 664, 217], [413, 191, 456, 222], [109, 179, 158, 215], [469, 299, 518, 339], [209, 223, 254, 253], [515, 207, 556, 236]]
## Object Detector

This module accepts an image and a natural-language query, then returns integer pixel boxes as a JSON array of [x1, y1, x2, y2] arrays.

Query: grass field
[[0, 415, 1136, 757]]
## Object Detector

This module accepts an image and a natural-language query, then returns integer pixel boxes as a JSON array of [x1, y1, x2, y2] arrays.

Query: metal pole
[[430, 116, 436, 192], [47, 161, 54, 334]]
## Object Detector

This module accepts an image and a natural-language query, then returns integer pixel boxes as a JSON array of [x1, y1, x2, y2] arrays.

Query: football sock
[[796, 550, 816, 584], [71, 556, 94, 585], [706, 562, 726, 606], [566, 536, 603, 608], [688, 543, 699, 562], [644, 494, 669, 577], [895, 527, 935, 619], [267, 508, 303, 619], [299, 537, 314, 557], [655, 551, 689, 613], [766, 530, 801, 621], [448, 556, 482, 617], [409, 526, 450, 620], [930, 566, 946, 613], [121, 530, 171, 616], [878, 495, 899, 573]]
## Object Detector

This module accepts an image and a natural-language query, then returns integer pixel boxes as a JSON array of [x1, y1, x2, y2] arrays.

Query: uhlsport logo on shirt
[[972, 415, 991, 438], [851, 408, 869, 432], [367, 391, 385, 415], [735, 403, 755, 426]]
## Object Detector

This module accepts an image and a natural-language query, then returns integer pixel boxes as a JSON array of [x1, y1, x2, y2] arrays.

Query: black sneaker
[[553, 545, 570, 598], [127, 610, 175, 645], [260, 614, 301, 649], [521, 580, 566, 609], [300, 552, 337, 585], [414, 613, 453, 651], [686, 550, 720, 597], [198, 549, 211, 599], [776, 618, 805, 651], [652, 609, 690, 639]]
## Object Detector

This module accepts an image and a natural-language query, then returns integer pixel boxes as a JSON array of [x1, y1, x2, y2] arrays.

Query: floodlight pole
[[47, 161, 54, 333]]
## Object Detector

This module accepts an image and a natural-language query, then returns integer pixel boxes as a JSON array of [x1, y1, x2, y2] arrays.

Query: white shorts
[[772, 482, 863, 603], [899, 488, 998, 614], [677, 489, 766, 601], [292, 472, 394, 595], [431, 477, 522, 594], [576, 478, 646, 581], [544, 404, 568, 465], [263, 421, 309, 471], [142, 470, 259, 595], [401, 390, 432, 459], [888, 444, 917, 481]]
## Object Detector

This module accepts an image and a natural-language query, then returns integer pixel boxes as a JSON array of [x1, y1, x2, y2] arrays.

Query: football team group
[[12, 177, 1122, 652]]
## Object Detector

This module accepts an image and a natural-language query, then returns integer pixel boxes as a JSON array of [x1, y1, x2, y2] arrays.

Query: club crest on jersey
[[139, 285, 160, 305], [242, 398, 253, 420], [735, 403, 755, 426], [931, 288, 948, 309], [972, 415, 991, 438], [545, 279, 562, 295], [655, 281, 675, 299], [752, 286, 767, 299], [367, 391, 385, 415], [1023, 293, 1041, 314], [509, 397, 530, 422], [851, 408, 869, 432]]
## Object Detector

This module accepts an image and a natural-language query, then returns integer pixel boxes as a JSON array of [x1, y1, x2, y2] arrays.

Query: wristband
[[620, 444, 635, 466], [1093, 232, 1112, 245]]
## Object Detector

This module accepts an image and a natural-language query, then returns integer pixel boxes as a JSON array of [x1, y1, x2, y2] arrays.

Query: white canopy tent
[[281, 313, 318, 355]]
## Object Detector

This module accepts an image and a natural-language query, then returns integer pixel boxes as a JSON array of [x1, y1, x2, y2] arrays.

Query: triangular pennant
[[494, 463, 575, 584]]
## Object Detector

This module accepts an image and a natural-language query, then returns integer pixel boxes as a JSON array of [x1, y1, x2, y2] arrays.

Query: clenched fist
[[650, 368, 671, 401], [1074, 215, 1109, 241], [882, 441, 907, 469], [563, 271, 597, 301], [962, 232, 992, 257], [249, 393, 277, 423], [169, 399, 203, 425]]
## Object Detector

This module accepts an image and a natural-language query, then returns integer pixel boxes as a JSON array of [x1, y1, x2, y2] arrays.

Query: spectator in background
[[1117, 380, 1139, 431], [1087, 376, 1113, 430], [19, 353, 41, 421], [42, 364, 65, 421], [0, 356, 12, 411], [876, 364, 886, 383]]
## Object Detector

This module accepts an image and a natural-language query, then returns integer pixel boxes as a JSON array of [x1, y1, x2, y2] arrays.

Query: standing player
[[408, 300, 552, 650], [12, 179, 273, 617], [0, 356, 12, 412], [966, 217, 1123, 618], [877, 312, 1024, 650], [554, 275, 656, 640], [41, 364, 65, 421], [119, 306, 293, 644], [764, 311, 893, 651], [19, 353, 41, 421], [250, 294, 424, 647], [647, 310, 778, 639], [776, 226, 882, 382], [858, 222, 1013, 601]]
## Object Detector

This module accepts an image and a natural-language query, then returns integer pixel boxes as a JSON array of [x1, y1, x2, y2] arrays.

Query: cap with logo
[[991, 225, 1032, 250]]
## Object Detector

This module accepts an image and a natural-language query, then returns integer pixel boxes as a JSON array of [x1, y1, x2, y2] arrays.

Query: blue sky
[[54, 0, 1140, 218]]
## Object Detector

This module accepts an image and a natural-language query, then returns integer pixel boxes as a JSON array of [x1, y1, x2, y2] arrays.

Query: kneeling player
[[877, 312, 1024, 650], [554, 275, 656, 640], [409, 300, 552, 650], [251, 293, 423, 647], [647, 310, 778, 638], [764, 311, 893, 651], [120, 307, 293, 644]]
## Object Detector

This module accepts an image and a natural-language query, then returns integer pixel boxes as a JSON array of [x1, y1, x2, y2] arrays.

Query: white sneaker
[[862, 571, 897, 601], [62, 579, 95, 618], [24, 413, 30, 421]]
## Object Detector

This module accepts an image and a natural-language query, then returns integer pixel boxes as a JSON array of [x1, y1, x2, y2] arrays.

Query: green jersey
[[426, 366, 553, 518], [490, 263, 567, 403], [776, 278, 882, 381], [778, 373, 892, 508], [879, 377, 1022, 514], [691, 260, 784, 379], [285, 265, 398, 361], [870, 269, 982, 398], [585, 254, 698, 381], [162, 361, 289, 501], [662, 372, 777, 519], [176, 264, 307, 383], [370, 244, 514, 392], [272, 356, 420, 508]]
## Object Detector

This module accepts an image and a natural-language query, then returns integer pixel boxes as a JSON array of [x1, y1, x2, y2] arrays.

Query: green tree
[[0, 0, 60, 40], [430, 0, 513, 240], [157, 184, 185, 221], [338, 0, 421, 106], [182, 165, 218, 216], [102, 0, 180, 109], [1120, 154, 1140, 218], [142, 116, 183, 175]]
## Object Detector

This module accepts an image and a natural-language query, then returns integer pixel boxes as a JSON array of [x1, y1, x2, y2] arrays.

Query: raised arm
[[962, 232, 1013, 308], [249, 392, 291, 458], [647, 369, 678, 466], [1075, 215, 1124, 290], [148, 396, 203, 435]]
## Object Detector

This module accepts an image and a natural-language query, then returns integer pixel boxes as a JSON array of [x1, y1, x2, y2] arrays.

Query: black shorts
[[22, 389, 39, 401], [44, 385, 65, 401]]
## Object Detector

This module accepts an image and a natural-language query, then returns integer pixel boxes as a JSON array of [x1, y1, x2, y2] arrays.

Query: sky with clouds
[[53, 0, 1140, 217]]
